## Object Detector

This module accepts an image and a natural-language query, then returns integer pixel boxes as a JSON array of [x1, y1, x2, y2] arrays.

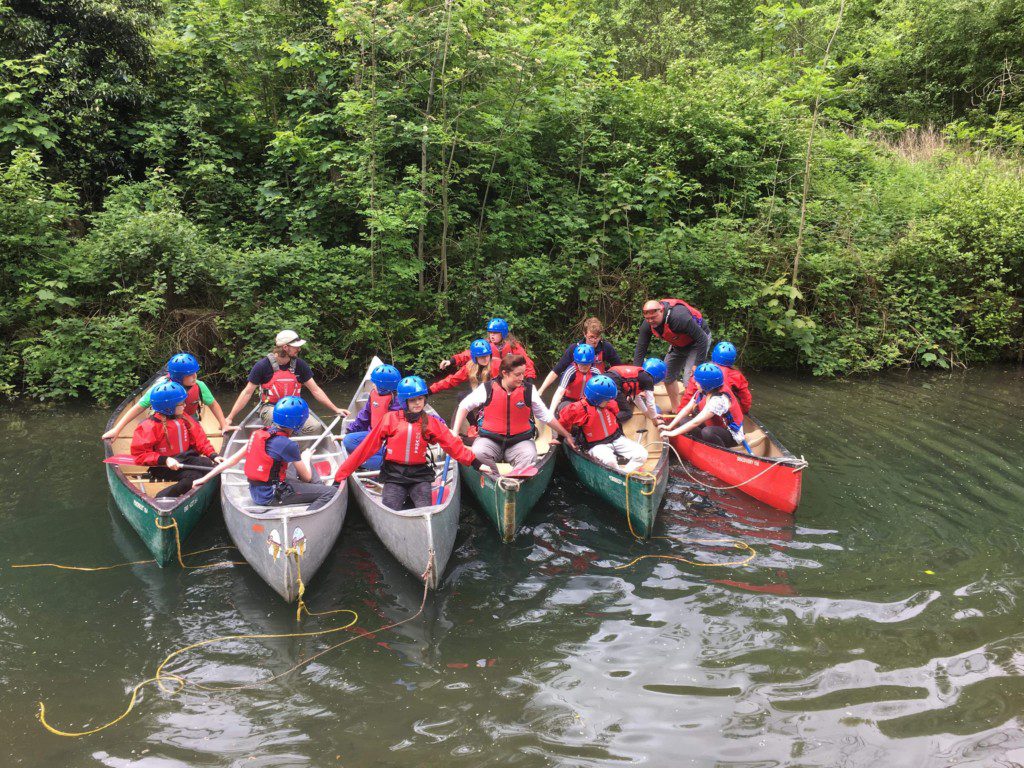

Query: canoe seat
[[142, 481, 178, 496]]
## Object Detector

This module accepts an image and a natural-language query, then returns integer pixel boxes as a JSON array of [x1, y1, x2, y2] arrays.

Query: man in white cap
[[224, 330, 348, 434]]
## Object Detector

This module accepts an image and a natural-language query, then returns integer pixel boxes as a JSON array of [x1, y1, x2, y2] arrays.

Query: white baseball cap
[[275, 330, 307, 347]]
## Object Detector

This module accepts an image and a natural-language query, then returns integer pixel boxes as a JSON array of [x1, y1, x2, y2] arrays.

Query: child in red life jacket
[[103, 353, 228, 441], [660, 363, 746, 448], [557, 375, 648, 473], [333, 376, 494, 510], [344, 363, 405, 471], [196, 396, 335, 509], [439, 318, 538, 380], [130, 381, 223, 498], [680, 341, 752, 414], [548, 344, 601, 416]]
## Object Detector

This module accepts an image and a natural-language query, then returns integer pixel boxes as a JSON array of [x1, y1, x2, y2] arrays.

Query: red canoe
[[667, 415, 806, 513]]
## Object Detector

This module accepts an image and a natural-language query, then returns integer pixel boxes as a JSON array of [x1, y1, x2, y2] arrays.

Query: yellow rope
[[36, 551, 437, 738], [613, 537, 756, 569], [620, 470, 757, 569]]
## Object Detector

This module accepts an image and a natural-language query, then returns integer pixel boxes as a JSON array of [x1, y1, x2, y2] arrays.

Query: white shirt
[[459, 382, 555, 423], [698, 393, 744, 443]]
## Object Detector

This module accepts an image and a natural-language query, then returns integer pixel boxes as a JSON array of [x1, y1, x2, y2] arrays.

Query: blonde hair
[[465, 358, 492, 386], [582, 317, 604, 336]]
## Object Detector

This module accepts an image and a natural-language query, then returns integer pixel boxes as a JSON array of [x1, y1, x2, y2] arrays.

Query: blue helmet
[[712, 341, 737, 367], [272, 396, 309, 431], [642, 357, 667, 384], [573, 344, 596, 365], [150, 381, 188, 416], [486, 318, 509, 337], [370, 364, 402, 394], [693, 362, 724, 391], [166, 352, 199, 383], [397, 376, 429, 405], [584, 375, 618, 406], [470, 338, 492, 360]]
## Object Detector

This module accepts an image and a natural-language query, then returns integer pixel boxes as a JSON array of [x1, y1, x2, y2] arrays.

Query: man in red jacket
[[131, 381, 222, 498]]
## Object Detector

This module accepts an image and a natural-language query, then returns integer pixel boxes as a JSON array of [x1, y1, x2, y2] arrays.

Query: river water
[[2, 370, 1024, 766]]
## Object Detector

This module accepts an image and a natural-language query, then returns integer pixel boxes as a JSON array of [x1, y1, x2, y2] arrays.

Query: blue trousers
[[343, 430, 385, 471]]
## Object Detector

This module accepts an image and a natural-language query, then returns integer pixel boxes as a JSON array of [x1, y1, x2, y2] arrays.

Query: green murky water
[[2, 370, 1023, 766]]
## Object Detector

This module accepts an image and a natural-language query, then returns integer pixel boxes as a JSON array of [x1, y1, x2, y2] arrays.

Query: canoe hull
[[105, 464, 218, 566], [668, 424, 803, 514], [563, 444, 669, 539], [351, 480, 461, 589], [221, 410, 348, 603], [460, 453, 556, 542], [221, 498, 347, 602]]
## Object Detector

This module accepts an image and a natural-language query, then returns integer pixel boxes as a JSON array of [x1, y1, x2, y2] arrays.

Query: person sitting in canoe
[[633, 298, 712, 411], [130, 381, 224, 498], [659, 363, 747, 449], [429, 338, 492, 395], [222, 330, 348, 435], [548, 344, 601, 416], [102, 353, 227, 441], [344, 363, 404, 471], [196, 396, 335, 508], [452, 353, 577, 471], [537, 317, 622, 395], [332, 376, 494, 509], [439, 317, 537, 381], [606, 359, 665, 424], [558, 375, 648, 473], [680, 341, 752, 414]]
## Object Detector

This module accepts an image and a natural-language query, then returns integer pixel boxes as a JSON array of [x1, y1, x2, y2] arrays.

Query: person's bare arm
[[304, 378, 349, 417], [537, 370, 558, 396], [225, 382, 258, 429], [102, 402, 146, 440]]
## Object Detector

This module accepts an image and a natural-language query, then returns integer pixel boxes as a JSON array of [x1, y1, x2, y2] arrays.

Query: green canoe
[[562, 410, 669, 538], [102, 372, 224, 566], [457, 418, 558, 542]]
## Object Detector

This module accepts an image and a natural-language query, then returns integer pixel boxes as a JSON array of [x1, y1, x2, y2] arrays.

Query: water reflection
[[2, 370, 1024, 766]]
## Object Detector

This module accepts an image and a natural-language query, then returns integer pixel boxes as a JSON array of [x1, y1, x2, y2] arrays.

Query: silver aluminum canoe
[[344, 356, 460, 588], [220, 408, 348, 602]]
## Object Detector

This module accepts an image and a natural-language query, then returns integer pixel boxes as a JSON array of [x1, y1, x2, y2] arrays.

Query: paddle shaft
[[436, 455, 452, 504]]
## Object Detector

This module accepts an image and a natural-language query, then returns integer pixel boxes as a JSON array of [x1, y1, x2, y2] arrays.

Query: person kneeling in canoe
[[429, 338, 492, 395], [196, 396, 335, 508], [333, 376, 494, 509], [130, 381, 224, 498], [679, 341, 752, 414], [607, 358, 665, 424], [558, 375, 648, 473], [103, 353, 228, 441], [344, 363, 404, 471], [659, 363, 747, 449], [452, 354, 577, 471], [548, 344, 600, 416]]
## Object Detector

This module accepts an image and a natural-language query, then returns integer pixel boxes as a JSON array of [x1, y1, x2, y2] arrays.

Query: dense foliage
[[2, 0, 1023, 400]]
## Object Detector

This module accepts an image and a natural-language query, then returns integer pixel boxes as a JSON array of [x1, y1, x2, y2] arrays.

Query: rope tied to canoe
[[657, 439, 807, 493], [36, 551, 436, 738], [619, 470, 757, 570]]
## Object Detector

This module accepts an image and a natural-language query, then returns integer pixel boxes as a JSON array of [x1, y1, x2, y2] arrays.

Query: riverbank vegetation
[[2, 0, 1023, 400]]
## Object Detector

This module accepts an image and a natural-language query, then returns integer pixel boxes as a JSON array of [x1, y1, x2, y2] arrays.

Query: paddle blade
[[502, 466, 538, 479], [104, 454, 142, 465], [314, 460, 332, 477]]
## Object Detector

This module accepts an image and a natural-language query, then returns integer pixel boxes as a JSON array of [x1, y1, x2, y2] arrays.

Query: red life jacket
[[478, 380, 535, 445], [183, 382, 202, 417], [244, 428, 290, 483], [651, 298, 704, 348], [562, 366, 596, 402], [383, 413, 433, 465], [594, 347, 608, 373], [608, 365, 644, 399], [368, 388, 394, 429], [150, 415, 193, 457], [694, 388, 745, 433], [260, 355, 302, 404], [578, 402, 623, 448]]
